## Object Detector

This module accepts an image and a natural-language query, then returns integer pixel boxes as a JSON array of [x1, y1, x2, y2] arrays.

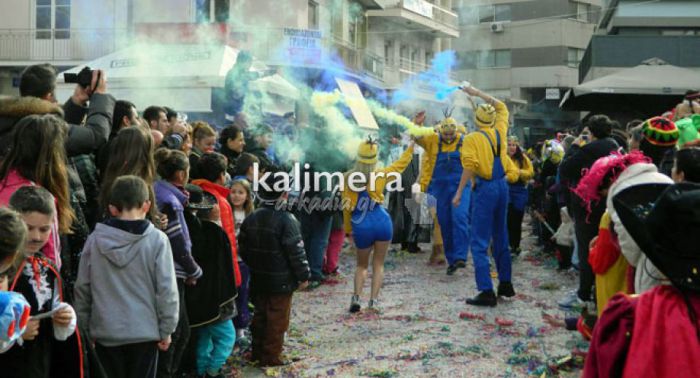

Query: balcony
[[367, 0, 459, 38], [0, 29, 130, 65]]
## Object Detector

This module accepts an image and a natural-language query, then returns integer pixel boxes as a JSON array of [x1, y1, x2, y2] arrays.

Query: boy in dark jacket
[[238, 173, 310, 366]]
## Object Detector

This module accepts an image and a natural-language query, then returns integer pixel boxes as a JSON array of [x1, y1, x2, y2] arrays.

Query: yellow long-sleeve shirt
[[416, 126, 468, 192], [462, 101, 515, 180], [511, 154, 534, 184], [342, 145, 415, 234]]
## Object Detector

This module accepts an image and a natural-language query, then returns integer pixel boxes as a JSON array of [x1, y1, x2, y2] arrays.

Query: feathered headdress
[[573, 151, 651, 213]]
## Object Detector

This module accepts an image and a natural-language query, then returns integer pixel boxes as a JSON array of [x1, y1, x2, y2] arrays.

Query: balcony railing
[[361, 50, 384, 80], [0, 29, 130, 62], [381, 0, 458, 30]]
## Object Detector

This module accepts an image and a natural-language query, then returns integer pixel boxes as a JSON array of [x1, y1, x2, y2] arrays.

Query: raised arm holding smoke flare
[[458, 85, 519, 307]]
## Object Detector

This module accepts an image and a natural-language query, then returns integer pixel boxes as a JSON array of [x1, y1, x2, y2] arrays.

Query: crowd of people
[[0, 61, 698, 378]]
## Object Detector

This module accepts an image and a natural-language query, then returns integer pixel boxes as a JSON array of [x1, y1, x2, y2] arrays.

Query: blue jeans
[[195, 320, 236, 376], [233, 261, 251, 329], [301, 212, 333, 280]]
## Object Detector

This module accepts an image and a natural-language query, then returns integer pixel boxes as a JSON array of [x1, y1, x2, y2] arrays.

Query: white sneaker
[[558, 290, 584, 309]]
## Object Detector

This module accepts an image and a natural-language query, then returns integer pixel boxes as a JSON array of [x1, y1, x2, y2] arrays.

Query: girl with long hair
[[506, 136, 534, 256], [229, 178, 254, 344], [0, 114, 75, 267], [99, 126, 157, 221]]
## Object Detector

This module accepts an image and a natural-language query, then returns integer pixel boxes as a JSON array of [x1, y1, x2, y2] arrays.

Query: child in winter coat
[[0, 186, 78, 378], [230, 178, 254, 343], [552, 207, 575, 270], [74, 176, 179, 378], [184, 186, 238, 378], [239, 173, 311, 366]]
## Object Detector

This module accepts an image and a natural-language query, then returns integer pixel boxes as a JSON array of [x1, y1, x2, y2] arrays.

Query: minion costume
[[416, 117, 471, 274], [461, 101, 519, 306], [343, 139, 415, 250]]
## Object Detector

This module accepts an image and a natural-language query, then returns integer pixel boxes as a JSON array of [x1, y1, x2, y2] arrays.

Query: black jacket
[[238, 204, 310, 294], [0, 94, 114, 160], [219, 145, 240, 179], [245, 144, 276, 173], [184, 212, 237, 327], [559, 137, 619, 186]]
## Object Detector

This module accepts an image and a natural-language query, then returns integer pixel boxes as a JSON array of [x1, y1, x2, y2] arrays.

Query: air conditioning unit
[[490, 22, 505, 33]]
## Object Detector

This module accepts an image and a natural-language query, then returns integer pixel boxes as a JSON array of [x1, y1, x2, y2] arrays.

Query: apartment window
[[567, 48, 584, 68], [195, 0, 229, 23], [478, 49, 511, 68], [570, 1, 590, 22], [308, 1, 319, 29], [349, 16, 358, 45], [384, 42, 394, 66], [36, 0, 71, 40], [479, 4, 511, 23]]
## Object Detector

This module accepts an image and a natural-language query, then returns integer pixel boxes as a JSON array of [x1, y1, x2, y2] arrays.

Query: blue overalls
[[508, 180, 528, 212], [427, 135, 471, 266], [470, 130, 512, 291], [351, 191, 393, 249]]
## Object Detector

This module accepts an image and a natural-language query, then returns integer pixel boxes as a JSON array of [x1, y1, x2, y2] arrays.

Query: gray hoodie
[[74, 221, 179, 347]]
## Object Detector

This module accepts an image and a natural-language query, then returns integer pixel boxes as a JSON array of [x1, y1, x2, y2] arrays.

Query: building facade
[[452, 0, 602, 143], [581, 0, 700, 83], [0, 0, 459, 115]]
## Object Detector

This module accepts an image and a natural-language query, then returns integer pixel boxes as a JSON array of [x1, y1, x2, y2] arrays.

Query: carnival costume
[[342, 139, 414, 249], [461, 101, 519, 306], [416, 115, 471, 273]]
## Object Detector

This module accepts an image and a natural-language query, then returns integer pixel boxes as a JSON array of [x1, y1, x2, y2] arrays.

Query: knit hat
[[356, 136, 378, 164], [641, 117, 679, 147], [474, 103, 496, 129]]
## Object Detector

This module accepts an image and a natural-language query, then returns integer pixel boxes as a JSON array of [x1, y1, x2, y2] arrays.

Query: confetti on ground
[[237, 220, 588, 377]]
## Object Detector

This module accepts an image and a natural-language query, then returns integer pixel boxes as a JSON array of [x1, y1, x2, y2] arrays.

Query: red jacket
[[192, 179, 241, 287], [584, 285, 700, 378]]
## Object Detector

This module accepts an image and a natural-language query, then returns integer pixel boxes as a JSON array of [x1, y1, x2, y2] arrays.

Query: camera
[[64, 66, 94, 88]]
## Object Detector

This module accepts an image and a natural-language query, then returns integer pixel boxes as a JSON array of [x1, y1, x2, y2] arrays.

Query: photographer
[[0, 63, 114, 160]]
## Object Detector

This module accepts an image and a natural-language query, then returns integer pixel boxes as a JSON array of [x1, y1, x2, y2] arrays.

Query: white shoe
[[558, 290, 584, 309]]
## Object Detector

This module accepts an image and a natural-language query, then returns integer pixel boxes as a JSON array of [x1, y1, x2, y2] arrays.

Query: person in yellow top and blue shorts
[[343, 137, 415, 313], [454, 86, 520, 307], [415, 114, 471, 275]]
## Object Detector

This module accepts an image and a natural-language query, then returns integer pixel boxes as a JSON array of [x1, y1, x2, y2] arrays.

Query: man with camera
[[0, 63, 115, 160]]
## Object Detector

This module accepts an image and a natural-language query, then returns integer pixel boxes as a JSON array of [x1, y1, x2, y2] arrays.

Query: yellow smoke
[[310, 91, 363, 157], [366, 100, 435, 137]]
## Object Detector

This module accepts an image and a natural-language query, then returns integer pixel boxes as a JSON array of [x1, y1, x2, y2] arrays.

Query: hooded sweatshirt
[[74, 219, 179, 347], [606, 163, 673, 293]]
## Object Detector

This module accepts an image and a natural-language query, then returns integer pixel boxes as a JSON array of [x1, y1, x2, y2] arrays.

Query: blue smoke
[[391, 50, 459, 105]]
